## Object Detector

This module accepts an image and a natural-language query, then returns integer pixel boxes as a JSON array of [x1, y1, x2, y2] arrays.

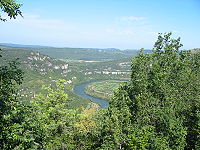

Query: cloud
[[172, 30, 180, 33], [106, 28, 135, 36], [118, 16, 146, 24], [8, 13, 76, 31], [0, 13, 157, 49], [105, 16, 149, 37], [121, 16, 145, 21], [0, 13, 80, 47], [148, 31, 158, 36]]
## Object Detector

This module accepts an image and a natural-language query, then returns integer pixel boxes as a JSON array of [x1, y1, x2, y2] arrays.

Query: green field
[[85, 80, 126, 99]]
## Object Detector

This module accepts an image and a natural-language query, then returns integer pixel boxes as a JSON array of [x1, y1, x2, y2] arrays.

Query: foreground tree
[[0, 59, 44, 149], [0, 0, 22, 21], [92, 33, 200, 149], [30, 80, 83, 149]]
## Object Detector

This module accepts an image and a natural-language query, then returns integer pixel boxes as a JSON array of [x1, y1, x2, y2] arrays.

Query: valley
[[1, 37, 199, 149], [0, 44, 146, 108]]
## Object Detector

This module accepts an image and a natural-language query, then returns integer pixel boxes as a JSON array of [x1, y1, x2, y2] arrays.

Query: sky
[[0, 0, 200, 49]]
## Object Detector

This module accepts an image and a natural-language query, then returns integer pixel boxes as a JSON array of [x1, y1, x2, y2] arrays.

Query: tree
[[0, 0, 22, 21], [30, 80, 82, 149], [92, 33, 200, 149], [0, 60, 23, 149], [0, 59, 44, 149]]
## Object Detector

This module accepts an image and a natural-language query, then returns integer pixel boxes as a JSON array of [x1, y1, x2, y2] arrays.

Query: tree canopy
[[0, 0, 22, 21], [89, 32, 200, 149]]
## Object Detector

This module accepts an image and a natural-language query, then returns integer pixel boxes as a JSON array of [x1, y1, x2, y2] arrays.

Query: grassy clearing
[[85, 80, 125, 99]]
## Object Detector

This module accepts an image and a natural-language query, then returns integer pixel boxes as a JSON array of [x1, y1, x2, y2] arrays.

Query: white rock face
[[61, 64, 68, 69], [54, 66, 60, 69]]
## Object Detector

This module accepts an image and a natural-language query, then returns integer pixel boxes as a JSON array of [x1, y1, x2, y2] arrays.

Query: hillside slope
[[0, 46, 91, 108]]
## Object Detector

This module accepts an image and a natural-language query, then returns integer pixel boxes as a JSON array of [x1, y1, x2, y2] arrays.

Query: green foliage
[[24, 47, 141, 61], [0, 60, 23, 108], [30, 80, 83, 149], [0, 0, 22, 21], [0, 58, 43, 149], [92, 33, 200, 149], [0, 47, 92, 108]]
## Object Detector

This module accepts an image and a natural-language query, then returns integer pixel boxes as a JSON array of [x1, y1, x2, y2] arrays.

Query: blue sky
[[0, 0, 200, 49]]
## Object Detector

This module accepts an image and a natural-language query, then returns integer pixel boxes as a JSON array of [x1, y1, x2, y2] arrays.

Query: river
[[73, 80, 109, 108]]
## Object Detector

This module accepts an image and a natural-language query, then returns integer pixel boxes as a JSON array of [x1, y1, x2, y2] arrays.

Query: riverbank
[[73, 79, 129, 108], [73, 80, 109, 108]]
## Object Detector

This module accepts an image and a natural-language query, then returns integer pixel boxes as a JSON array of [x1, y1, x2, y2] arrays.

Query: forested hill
[[0, 43, 151, 61], [0, 46, 92, 108], [0, 45, 134, 82], [191, 48, 200, 54], [0, 45, 133, 108], [0, 46, 70, 76]]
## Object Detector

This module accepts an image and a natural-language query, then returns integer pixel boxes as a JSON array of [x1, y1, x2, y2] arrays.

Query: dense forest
[[1, 32, 199, 149], [0, 1, 200, 149]]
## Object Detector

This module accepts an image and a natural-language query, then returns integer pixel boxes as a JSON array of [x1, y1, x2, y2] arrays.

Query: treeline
[[0, 33, 199, 149]]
